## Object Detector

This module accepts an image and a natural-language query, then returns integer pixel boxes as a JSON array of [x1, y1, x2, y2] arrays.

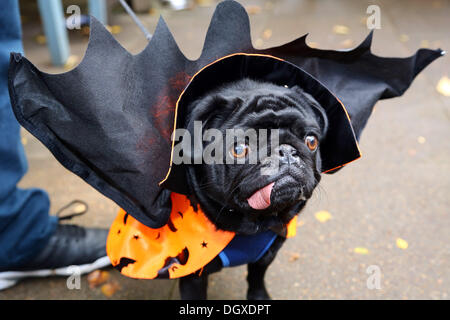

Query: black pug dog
[[157, 78, 328, 299]]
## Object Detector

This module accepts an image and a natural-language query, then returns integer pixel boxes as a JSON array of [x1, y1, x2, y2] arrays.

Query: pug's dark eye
[[231, 143, 250, 158], [305, 135, 318, 151]]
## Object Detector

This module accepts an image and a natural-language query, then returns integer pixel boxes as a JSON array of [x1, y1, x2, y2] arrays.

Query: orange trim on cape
[[107, 192, 298, 279]]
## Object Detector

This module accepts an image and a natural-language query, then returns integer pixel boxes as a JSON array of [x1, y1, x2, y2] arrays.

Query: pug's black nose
[[278, 144, 300, 165]]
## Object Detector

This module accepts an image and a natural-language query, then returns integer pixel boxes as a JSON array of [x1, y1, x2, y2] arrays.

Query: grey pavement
[[0, 0, 449, 299]]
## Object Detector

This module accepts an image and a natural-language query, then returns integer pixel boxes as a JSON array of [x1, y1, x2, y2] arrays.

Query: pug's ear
[[290, 86, 329, 136], [173, 94, 225, 166], [185, 94, 231, 129]]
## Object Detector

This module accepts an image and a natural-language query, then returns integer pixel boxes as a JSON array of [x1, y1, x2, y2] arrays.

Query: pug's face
[[185, 79, 328, 234]]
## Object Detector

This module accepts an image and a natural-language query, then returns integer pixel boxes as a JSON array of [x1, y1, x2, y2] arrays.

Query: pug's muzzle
[[242, 143, 316, 213]]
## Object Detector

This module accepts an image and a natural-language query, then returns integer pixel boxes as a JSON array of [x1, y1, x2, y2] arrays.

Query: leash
[[118, 0, 152, 41]]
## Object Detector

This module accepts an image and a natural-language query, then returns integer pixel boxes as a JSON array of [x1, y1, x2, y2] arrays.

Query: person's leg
[[0, 0, 58, 270], [0, 1, 110, 292]]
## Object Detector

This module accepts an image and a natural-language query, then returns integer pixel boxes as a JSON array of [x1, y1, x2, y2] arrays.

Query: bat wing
[[9, 17, 190, 228], [262, 32, 444, 143], [197, 1, 443, 172]]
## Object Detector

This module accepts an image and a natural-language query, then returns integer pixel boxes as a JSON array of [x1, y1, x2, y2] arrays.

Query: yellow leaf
[[254, 38, 264, 48], [264, 2, 274, 10], [110, 25, 122, 35], [399, 34, 409, 42], [417, 136, 426, 144], [420, 40, 430, 48], [436, 76, 450, 96], [332, 25, 349, 35], [339, 39, 354, 49], [315, 210, 332, 223], [262, 29, 272, 40], [288, 252, 300, 262], [87, 270, 110, 288], [353, 247, 369, 255], [396, 238, 408, 249], [245, 5, 262, 15], [148, 8, 158, 16], [64, 55, 79, 71], [81, 26, 90, 36], [195, 0, 213, 7], [432, 1, 443, 9], [101, 280, 120, 297], [35, 35, 46, 45]]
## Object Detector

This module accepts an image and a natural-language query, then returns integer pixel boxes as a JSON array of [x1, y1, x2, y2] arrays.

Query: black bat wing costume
[[8, 0, 443, 229]]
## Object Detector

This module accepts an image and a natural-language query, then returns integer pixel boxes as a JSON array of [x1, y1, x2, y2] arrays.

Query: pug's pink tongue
[[247, 182, 274, 210]]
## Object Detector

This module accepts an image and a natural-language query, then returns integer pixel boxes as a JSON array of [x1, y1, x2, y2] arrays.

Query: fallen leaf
[[339, 39, 354, 49], [64, 55, 79, 71], [245, 5, 262, 15], [436, 76, 450, 96], [105, 25, 112, 33], [262, 28, 272, 40], [289, 252, 300, 262], [81, 26, 90, 36], [353, 247, 369, 255], [264, 1, 274, 10], [101, 280, 120, 297], [195, 0, 213, 7], [332, 25, 349, 35], [420, 40, 430, 48], [399, 34, 409, 43], [35, 35, 46, 45], [315, 210, 332, 223], [360, 16, 368, 25], [396, 238, 408, 249], [417, 136, 426, 144], [87, 270, 110, 288], [254, 38, 264, 48], [432, 1, 443, 9], [109, 25, 122, 34], [148, 8, 158, 16]]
